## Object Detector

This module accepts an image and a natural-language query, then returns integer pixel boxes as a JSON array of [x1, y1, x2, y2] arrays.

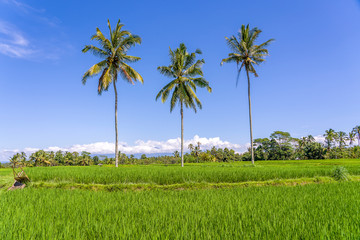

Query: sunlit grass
[[1, 182, 359, 239], [24, 159, 360, 185]]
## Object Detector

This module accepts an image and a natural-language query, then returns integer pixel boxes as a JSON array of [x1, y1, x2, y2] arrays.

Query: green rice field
[[1, 159, 360, 239]]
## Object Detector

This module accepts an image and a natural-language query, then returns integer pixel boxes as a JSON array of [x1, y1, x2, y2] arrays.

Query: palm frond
[[158, 66, 175, 78], [82, 45, 108, 57], [121, 62, 143, 84], [82, 60, 107, 84]]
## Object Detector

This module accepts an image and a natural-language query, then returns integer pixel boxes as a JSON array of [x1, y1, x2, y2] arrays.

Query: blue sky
[[1, 0, 360, 161]]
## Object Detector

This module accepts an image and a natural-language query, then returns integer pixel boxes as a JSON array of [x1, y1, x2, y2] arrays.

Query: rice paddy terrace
[[1, 159, 360, 239]]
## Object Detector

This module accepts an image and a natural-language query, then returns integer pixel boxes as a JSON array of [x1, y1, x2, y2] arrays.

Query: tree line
[[5, 125, 359, 167], [242, 126, 360, 161], [5, 146, 241, 168]]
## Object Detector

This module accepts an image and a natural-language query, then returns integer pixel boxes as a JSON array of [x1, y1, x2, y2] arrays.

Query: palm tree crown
[[324, 128, 336, 150], [82, 19, 143, 92], [156, 43, 212, 111], [221, 24, 274, 83]]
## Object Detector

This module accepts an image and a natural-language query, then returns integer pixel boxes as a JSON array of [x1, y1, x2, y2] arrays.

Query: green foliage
[[303, 142, 325, 159], [221, 24, 274, 81], [156, 43, 211, 112], [332, 166, 349, 181], [82, 19, 143, 93]]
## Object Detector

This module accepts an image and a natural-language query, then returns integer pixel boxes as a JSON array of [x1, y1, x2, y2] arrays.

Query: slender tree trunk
[[246, 68, 255, 165], [113, 80, 119, 167], [181, 102, 184, 167]]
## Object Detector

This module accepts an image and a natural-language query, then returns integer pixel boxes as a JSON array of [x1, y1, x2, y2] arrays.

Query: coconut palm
[[337, 131, 348, 150], [324, 129, 336, 151], [306, 135, 315, 143], [9, 153, 21, 168], [82, 19, 143, 167], [221, 25, 274, 165], [20, 152, 27, 167], [156, 43, 212, 167], [349, 131, 356, 147], [188, 143, 194, 153], [352, 126, 360, 146]]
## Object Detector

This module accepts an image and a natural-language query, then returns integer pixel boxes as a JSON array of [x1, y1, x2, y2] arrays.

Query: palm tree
[[188, 143, 194, 154], [156, 43, 212, 167], [82, 19, 143, 167], [20, 152, 27, 167], [194, 142, 202, 163], [349, 131, 356, 147], [352, 126, 360, 146], [221, 25, 274, 165], [9, 153, 21, 168], [337, 131, 348, 150], [306, 135, 315, 143], [324, 129, 336, 151]]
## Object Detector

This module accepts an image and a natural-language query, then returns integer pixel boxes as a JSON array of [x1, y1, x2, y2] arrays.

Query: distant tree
[[80, 151, 92, 166], [352, 126, 360, 146], [194, 142, 202, 163], [188, 144, 194, 153], [270, 131, 291, 145], [304, 142, 325, 159], [156, 43, 212, 167], [20, 152, 27, 167], [337, 131, 348, 150], [349, 131, 356, 147], [306, 135, 315, 143], [221, 25, 274, 165], [210, 146, 217, 154], [54, 151, 64, 165], [92, 155, 100, 165], [30, 150, 50, 166], [64, 152, 74, 166], [324, 129, 336, 151], [173, 151, 180, 158], [141, 154, 147, 159], [9, 153, 21, 168], [72, 152, 80, 164], [82, 19, 143, 168]]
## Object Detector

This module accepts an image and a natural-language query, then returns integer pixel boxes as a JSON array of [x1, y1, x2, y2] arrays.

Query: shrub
[[332, 166, 349, 181]]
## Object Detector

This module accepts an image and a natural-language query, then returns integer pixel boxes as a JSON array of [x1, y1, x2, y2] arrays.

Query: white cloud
[[0, 135, 248, 162], [0, 21, 36, 58], [313, 135, 325, 144]]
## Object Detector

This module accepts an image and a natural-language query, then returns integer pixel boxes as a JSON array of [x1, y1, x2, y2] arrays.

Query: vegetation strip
[[28, 175, 360, 192]]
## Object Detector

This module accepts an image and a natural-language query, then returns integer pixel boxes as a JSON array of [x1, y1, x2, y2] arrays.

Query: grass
[[25, 159, 360, 185], [1, 182, 360, 239], [1, 159, 360, 239]]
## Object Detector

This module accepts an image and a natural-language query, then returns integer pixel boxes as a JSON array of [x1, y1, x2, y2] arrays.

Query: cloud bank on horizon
[[0, 135, 249, 162], [1, 134, 357, 162]]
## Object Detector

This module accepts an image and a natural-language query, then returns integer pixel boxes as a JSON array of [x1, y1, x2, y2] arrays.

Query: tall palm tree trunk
[[246, 68, 255, 165], [113, 80, 119, 167], [181, 101, 184, 167]]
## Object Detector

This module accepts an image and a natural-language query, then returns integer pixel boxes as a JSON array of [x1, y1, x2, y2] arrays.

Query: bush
[[332, 166, 349, 181]]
